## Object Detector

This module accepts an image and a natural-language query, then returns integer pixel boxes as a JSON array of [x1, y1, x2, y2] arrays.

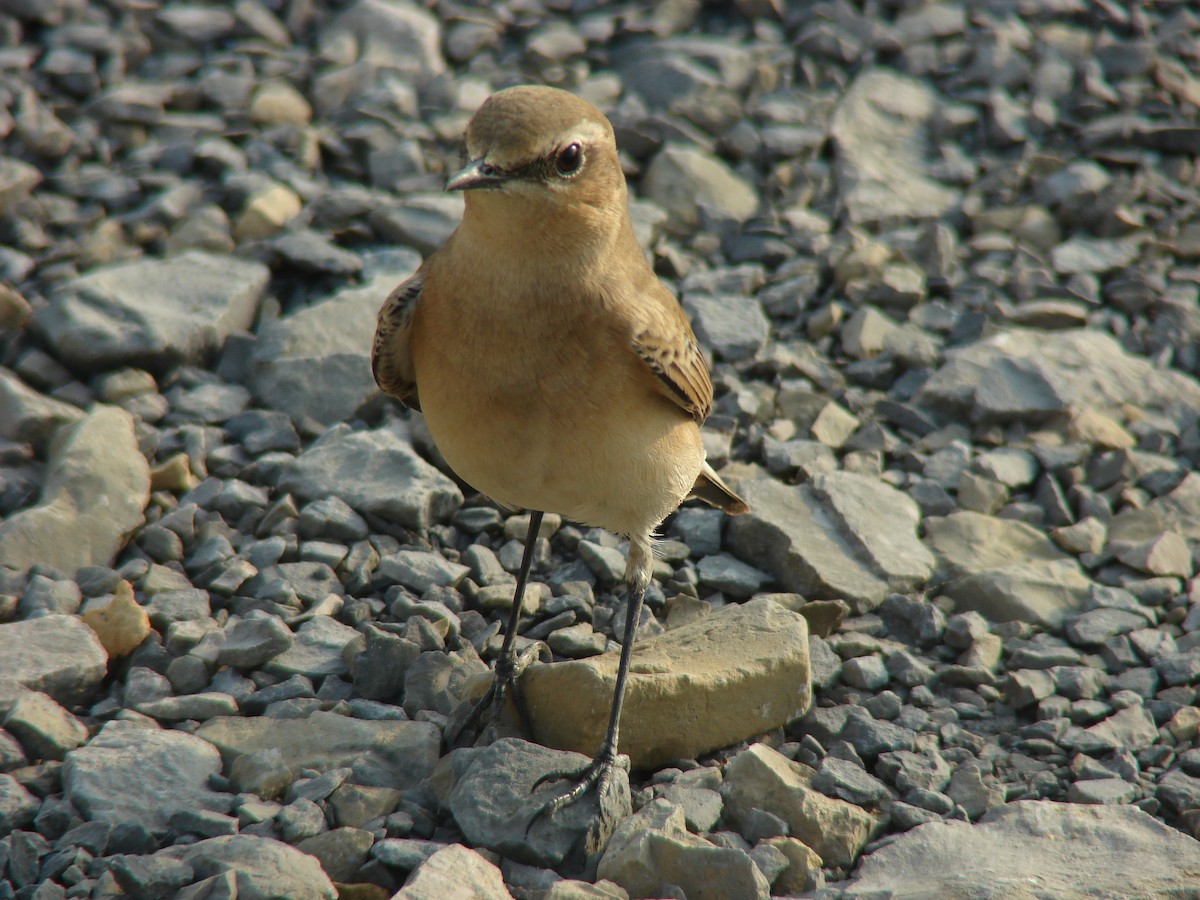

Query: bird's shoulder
[[372, 268, 423, 409], [620, 273, 713, 425]]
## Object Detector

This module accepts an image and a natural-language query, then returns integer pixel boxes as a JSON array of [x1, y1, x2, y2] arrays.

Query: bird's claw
[[524, 751, 631, 837], [446, 640, 550, 747]]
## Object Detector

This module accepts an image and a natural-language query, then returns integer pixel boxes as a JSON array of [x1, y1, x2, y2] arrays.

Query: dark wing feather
[[372, 271, 423, 410], [629, 284, 713, 425]]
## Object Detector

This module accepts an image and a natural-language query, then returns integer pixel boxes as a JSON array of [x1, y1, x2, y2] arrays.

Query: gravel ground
[[3, 1, 1200, 898]]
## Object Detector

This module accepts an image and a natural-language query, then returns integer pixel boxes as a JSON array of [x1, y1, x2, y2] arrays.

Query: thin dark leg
[[526, 579, 644, 829], [447, 510, 543, 744]]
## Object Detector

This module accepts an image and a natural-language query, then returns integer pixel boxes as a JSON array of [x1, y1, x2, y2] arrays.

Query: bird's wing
[[629, 283, 713, 425], [372, 270, 423, 410]]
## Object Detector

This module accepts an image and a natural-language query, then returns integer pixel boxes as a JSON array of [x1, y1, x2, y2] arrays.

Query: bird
[[372, 84, 748, 825]]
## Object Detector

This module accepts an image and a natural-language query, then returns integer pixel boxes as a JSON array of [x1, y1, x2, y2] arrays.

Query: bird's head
[[446, 85, 627, 218]]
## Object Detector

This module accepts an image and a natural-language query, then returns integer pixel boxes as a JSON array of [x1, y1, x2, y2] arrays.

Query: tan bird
[[372, 84, 748, 819]]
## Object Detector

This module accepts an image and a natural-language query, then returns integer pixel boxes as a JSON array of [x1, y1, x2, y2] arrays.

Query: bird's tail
[[689, 461, 749, 515]]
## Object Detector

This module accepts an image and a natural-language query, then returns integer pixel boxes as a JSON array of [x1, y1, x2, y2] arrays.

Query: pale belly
[[412, 328, 703, 537]]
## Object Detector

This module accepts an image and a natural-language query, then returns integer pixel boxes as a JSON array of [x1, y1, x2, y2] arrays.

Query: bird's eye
[[555, 143, 583, 176]]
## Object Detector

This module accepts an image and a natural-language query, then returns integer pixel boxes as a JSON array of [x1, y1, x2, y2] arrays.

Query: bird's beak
[[446, 158, 507, 192]]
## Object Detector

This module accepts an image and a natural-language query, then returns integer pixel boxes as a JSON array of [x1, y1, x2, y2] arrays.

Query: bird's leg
[[447, 510, 544, 746], [525, 533, 652, 832]]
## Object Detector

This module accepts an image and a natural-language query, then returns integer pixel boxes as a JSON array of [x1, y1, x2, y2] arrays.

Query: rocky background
[[3, 0, 1200, 897]]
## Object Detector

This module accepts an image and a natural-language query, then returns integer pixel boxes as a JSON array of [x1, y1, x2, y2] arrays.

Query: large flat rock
[[0, 405, 149, 575], [0, 367, 83, 454], [839, 800, 1200, 898], [32, 251, 268, 374], [149, 835, 337, 900], [830, 69, 960, 225], [252, 269, 413, 426], [195, 711, 440, 789], [276, 423, 462, 531], [0, 615, 107, 707], [523, 596, 811, 770], [63, 719, 233, 838], [916, 328, 1200, 425], [728, 470, 934, 613], [925, 511, 1091, 627], [446, 738, 630, 871]]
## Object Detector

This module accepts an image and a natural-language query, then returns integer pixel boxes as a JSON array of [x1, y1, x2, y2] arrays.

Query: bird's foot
[[445, 640, 549, 747], [524, 749, 632, 838]]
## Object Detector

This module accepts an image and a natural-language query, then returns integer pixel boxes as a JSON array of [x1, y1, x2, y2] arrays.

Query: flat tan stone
[[723, 743, 878, 870], [0, 405, 149, 575], [82, 580, 150, 658], [764, 836, 824, 894], [235, 183, 301, 239], [523, 597, 811, 770]]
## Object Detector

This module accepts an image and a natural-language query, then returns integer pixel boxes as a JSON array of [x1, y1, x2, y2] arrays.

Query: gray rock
[[297, 496, 369, 542], [376, 549, 470, 593], [654, 784, 723, 833], [263, 616, 358, 678], [1156, 650, 1200, 687], [597, 798, 769, 900], [395, 843, 514, 900], [728, 469, 933, 613], [323, 0, 445, 77], [916, 329, 1200, 424], [18, 574, 82, 617], [3, 689, 88, 761], [944, 560, 1092, 629], [109, 852, 196, 898], [1101, 476, 1200, 557], [277, 423, 462, 531], [195, 711, 439, 790], [695, 552, 769, 599], [369, 194, 462, 257], [0, 405, 149, 574], [1052, 234, 1147, 275], [1111, 531, 1193, 577], [812, 756, 894, 807], [296, 827, 374, 883], [448, 738, 631, 870], [925, 511, 1091, 627], [154, 834, 337, 900], [829, 69, 960, 224], [841, 712, 917, 758], [841, 655, 889, 691], [136, 692, 240, 721], [277, 797, 327, 842], [252, 272, 408, 426], [63, 719, 233, 838], [722, 742, 878, 870], [371, 837, 443, 871], [0, 366, 83, 454], [875, 750, 951, 793], [1067, 778, 1137, 805], [682, 293, 770, 362], [1081, 706, 1159, 753], [945, 763, 1005, 819], [839, 801, 1200, 899], [1065, 608, 1151, 647], [0, 773, 38, 832], [642, 144, 758, 233], [213, 616, 295, 669], [33, 252, 268, 373], [0, 614, 107, 706]]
